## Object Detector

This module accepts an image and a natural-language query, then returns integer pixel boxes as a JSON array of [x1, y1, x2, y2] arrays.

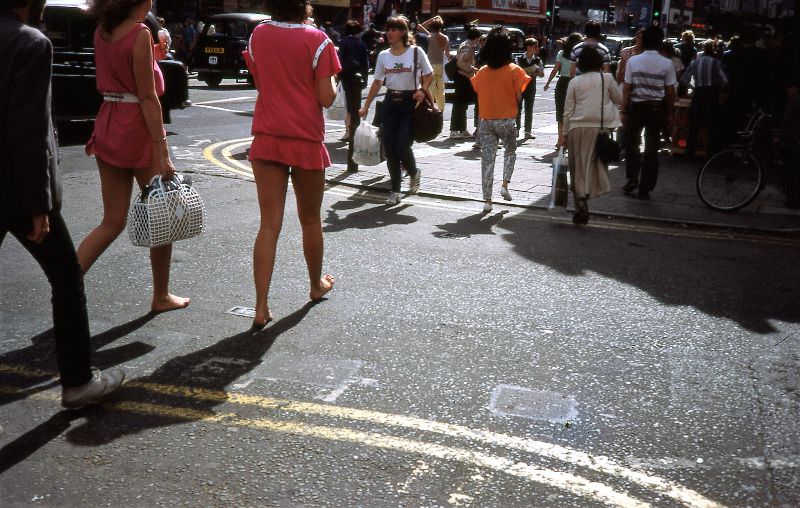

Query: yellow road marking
[[1, 364, 723, 507], [203, 137, 798, 247]]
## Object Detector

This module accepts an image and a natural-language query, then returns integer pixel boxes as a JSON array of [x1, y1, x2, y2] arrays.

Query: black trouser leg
[[516, 83, 535, 133], [625, 108, 645, 182], [343, 77, 362, 172], [450, 83, 468, 133], [640, 105, 665, 192], [1, 212, 92, 388]]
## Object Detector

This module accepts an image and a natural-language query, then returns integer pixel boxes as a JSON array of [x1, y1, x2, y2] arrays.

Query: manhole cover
[[226, 306, 256, 318], [434, 232, 471, 240]]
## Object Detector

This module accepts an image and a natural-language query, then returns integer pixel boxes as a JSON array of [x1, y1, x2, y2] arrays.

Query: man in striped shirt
[[621, 26, 677, 200], [569, 21, 611, 77], [681, 40, 728, 158]]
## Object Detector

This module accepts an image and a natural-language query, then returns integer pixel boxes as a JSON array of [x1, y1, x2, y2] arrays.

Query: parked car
[[192, 13, 269, 87], [42, 0, 190, 129]]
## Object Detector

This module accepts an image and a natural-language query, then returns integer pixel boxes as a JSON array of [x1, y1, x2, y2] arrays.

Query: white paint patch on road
[[397, 459, 433, 495], [489, 384, 578, 423], [534, 123, 560, 134], [192, 96, 256, 105], [193, 104, 243, 113]]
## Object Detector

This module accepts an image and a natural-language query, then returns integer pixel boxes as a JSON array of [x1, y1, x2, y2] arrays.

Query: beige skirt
[[566, 127, 611, 199]]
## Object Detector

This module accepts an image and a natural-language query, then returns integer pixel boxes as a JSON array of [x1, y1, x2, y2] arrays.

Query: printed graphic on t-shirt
[[385, 62, 411, 74]]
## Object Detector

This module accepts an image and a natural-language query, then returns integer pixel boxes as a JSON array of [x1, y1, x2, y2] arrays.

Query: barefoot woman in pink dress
[[244, 0, 340, 329], [79, 0, 189, 313]]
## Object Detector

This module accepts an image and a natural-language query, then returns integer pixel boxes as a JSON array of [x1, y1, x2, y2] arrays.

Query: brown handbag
[[411, 46, 443, 143]]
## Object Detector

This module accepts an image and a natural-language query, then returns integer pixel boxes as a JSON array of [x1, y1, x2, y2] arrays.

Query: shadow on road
[[60, 302, 316, 446], [324, 194, 417, 233], [433, 210, 509, 238], [0, 314, 156, 408], [496, 214, 800, 333]]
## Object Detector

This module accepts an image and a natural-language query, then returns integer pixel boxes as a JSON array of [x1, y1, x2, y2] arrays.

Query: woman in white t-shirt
[[359, 16, 433, 206]]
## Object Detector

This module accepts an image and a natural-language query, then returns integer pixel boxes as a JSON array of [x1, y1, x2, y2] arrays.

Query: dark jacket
[[338, 34, 368, 82], [0, 13, 61, 218]]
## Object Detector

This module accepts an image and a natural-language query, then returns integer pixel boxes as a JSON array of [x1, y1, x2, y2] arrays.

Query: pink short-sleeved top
[[86, 24, 165, 168], [244, 21, 341, 169]]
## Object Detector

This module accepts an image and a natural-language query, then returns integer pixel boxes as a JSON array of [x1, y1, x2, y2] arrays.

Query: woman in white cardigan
[[559, 46, 622, 224]]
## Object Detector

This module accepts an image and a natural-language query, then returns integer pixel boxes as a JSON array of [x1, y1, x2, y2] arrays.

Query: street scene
[[2, 71, 799, 508], [2, 0, 800, 506]]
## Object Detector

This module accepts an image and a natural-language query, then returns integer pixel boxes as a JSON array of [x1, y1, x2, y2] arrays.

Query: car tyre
[[204, 75, 223, 88]]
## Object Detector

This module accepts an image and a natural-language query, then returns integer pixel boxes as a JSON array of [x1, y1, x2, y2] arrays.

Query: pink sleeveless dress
[[86, 23, 165, 168]]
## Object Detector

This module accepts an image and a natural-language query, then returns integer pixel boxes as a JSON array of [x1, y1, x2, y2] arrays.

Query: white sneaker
[[385, 192, 401, 206], [409, 170, 421, 194], [482, 202, 493, 214], [500, 186, 512, 201], [62, 367, 125, 409]]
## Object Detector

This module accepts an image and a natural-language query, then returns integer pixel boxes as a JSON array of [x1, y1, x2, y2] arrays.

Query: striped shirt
[[681, 53, 728, 88], [624, 50, 677, 103], [569, 41, 611, 75]]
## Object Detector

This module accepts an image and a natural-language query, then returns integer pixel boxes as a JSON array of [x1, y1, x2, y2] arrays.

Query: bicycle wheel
[[696, 149, 763, 211]]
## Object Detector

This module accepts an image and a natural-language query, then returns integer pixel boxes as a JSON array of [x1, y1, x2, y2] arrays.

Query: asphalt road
[[1, 76, 799, 507]]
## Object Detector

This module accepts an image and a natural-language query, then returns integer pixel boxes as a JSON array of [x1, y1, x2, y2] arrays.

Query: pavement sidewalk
[[322, 125, 800, 233]]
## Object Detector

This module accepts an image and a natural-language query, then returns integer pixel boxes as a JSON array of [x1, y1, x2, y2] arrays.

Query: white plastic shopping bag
[[352, 121, 381, 166], [325, 81, 346, 121], [548, 148, 569, 209]]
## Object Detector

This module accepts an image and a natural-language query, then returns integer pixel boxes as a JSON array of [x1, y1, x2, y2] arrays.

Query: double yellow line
[[1, 363, 723, 507]]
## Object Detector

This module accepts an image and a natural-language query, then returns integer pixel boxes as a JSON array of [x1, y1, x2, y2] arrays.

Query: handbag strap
[[413, 45, 420, 90], [600, 72, 604, 130]]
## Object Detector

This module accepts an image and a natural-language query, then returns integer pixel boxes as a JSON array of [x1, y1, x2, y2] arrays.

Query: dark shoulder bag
[[412, 46, 443, 143], [595, 73, 620, 164]]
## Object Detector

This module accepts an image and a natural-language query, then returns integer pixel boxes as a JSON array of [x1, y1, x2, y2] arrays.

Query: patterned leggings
[[478, 118, 518, 201]]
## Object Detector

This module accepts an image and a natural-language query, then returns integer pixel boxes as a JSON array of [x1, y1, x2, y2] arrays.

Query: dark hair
[[269, 0, 309, 23], [584, 20, 602, 39], [660, 40, 676, 56], [562, 33, 583, 54], [385, 16, 411, 47], [344, 19, 361, 36], [577, 45, 603, 73], [483, 26, 512, 69], [702, 40, 715, 54], [525, 37, 537, 47], [642, 25, 663, 50], [90, 0, 150, 33], [466, 25, 482, 40]]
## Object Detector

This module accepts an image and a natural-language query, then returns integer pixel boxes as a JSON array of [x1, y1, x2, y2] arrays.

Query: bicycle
[[696, 109, 779, 212]]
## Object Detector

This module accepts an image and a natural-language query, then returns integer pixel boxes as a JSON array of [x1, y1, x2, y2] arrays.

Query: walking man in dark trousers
[[681, 39, 728, 159], [620, 26, 677, 200], [1, 0, 124, 408], [516, 38, 544, 139]]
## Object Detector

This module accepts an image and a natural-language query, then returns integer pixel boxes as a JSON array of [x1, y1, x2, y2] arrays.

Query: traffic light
[[626, 13, 635, 30], [554, 5, 560, 24], [545, 0, 553, 20], [651, 0, 661, 24]]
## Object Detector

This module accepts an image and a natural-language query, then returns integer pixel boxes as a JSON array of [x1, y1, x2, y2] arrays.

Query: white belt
[[102, 92, 140, 103]]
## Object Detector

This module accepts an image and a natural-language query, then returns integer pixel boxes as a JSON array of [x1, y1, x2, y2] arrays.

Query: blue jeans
[[381, 91, 418, 192]]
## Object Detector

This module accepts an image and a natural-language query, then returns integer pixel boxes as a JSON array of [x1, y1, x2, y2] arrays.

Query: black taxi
[[192, 13, 269, 87], [42, 0, 190, 128]]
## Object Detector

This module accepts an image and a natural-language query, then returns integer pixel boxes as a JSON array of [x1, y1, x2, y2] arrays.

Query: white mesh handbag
[[127, 174, 206, 248]]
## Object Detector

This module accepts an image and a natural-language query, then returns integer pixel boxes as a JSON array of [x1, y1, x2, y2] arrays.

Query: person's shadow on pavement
[[324, 201, 417, 233], [0, 313, 156, 408], [433, 210, 509, 239], [60, 302, 316, 447]]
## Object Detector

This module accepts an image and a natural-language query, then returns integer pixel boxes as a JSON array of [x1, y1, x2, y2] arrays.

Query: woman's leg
[[381, 98, 403, 192], [77, 160, 135, 274], [251, 160, 289, 325], [498, 119, 518, 187], [290, 169, 334, 300], [431, 64, 445, 112], [396, 97, 417, 177], [131, 168, 191, 312], [479, 120, 499, 203]]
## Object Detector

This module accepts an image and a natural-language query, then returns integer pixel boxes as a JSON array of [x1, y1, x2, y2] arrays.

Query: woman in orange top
[[470, 27, 530, 213]]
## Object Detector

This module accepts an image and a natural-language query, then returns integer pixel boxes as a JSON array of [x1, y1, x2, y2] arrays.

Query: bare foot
[[310, 274, 335, 301], [252, 309, 274, 330], [151, 293, 191, 313]]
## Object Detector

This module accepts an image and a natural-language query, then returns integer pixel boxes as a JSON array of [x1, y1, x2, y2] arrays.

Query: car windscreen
[[203, 20, 249, 39], [43, 6, 95, 51]]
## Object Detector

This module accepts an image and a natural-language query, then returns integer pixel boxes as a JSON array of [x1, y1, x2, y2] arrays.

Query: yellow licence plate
[[204, 47, 224, 54]]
